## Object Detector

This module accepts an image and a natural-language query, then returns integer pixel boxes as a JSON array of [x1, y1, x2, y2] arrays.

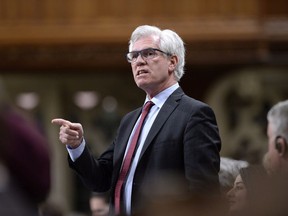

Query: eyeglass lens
[[128, 48, 160, 62]]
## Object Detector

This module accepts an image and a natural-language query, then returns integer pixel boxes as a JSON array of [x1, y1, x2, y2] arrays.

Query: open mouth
[[137, 70, 148, 76]]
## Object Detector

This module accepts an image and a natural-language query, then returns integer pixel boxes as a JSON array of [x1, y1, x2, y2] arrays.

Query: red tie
[[114, 101, 154, 215]]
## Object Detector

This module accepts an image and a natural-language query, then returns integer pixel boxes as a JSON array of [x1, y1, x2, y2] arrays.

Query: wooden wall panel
[[0, 0, 269, 45], [0, 0, 263, 23], [0, 0, 285, 24], [0, 0, 287, 69]]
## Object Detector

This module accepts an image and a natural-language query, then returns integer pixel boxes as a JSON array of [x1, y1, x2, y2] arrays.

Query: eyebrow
[[235, 182, 245, 186], [131, 47, 157, 52]]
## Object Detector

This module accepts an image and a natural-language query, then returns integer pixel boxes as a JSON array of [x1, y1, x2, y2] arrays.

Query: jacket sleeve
[[68, 143, 114, 192]]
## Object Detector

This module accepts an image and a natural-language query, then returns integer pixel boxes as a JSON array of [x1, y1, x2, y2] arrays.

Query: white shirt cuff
[[66, 139, 86, 162]]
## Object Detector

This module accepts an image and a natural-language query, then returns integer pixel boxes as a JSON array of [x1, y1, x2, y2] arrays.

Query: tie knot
[[143, 101, 154, 113]]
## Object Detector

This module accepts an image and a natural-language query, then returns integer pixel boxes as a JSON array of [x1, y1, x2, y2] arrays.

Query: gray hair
[[219, 157, 249, 190], [128, 25, 185, 81], [267, 100, 288, 141]]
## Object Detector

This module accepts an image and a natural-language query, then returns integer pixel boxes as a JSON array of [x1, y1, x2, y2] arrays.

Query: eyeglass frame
[[126, 47, 172, 63]]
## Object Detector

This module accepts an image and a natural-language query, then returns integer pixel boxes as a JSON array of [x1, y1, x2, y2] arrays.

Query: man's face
[[266, 122, 281, 174], [130, 36, 176, 98]]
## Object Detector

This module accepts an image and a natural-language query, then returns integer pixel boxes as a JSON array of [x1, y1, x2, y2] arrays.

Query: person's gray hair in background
[[219, 157, 249, 193], [267, 100, 288, 144], [264, 99, 288, 175]]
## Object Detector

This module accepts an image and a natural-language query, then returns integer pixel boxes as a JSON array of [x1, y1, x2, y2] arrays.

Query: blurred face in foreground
[[90, 196, 109, 216], [226, 174, 248, 213]]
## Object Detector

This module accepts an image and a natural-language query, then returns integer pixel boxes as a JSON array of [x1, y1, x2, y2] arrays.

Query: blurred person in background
[[0, 78, 51, 215], [219, 157, 249, 194], [218, 157, 249, 215], [264, 99, 288, 175], [89, 192, 109, 216], [226, 165, 267, 216], [52, 24, 221, 216], [256, 99, 288, 215], [227, 99, 288, 216]]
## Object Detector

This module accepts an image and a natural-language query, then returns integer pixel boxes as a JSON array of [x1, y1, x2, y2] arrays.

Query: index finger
[[51, 118, 72, 127]]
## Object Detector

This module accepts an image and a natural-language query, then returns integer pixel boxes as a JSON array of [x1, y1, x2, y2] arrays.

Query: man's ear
[[168, 55, 178, 72], [275, 136, 287, 156]]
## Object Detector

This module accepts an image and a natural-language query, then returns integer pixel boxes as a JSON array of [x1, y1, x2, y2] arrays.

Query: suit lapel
[[139, 87, 184, 159]]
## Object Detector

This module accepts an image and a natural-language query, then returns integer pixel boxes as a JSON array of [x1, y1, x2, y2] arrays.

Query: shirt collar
[[144, 83, 179, 109]]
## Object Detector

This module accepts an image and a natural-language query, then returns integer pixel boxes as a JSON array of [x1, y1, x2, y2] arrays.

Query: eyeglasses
[[126, 48, 171, 63]]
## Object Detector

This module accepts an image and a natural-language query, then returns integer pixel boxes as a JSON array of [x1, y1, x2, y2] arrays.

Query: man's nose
[[135, 54, 145, 64]]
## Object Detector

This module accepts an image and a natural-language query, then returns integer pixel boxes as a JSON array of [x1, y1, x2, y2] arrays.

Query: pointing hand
[[51, 118, 84, 149]]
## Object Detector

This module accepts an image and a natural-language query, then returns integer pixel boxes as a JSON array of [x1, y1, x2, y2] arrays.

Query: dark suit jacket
[[69, 87, 221, 215]]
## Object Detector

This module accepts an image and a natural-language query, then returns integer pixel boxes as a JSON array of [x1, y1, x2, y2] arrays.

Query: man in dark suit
[[52, 25, 221, 216]]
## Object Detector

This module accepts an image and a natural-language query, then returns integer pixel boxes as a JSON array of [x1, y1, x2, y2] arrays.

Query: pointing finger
[[51, 118, 71, 127]]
